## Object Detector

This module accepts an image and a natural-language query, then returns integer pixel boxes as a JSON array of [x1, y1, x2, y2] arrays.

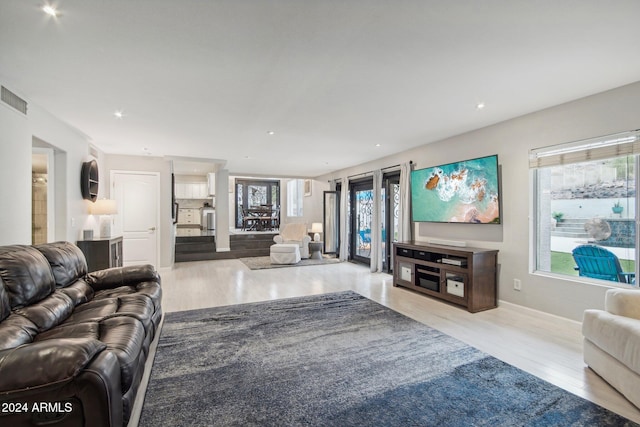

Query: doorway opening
[[31, 147, 55, 244]]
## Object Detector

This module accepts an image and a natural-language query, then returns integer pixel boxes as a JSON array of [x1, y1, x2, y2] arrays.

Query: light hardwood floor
[[159, 259, 640, 423]]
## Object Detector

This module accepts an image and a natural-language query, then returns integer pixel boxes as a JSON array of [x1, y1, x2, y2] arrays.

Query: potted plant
[[552, 211, 564, 223], [612, 201, 624, 214]]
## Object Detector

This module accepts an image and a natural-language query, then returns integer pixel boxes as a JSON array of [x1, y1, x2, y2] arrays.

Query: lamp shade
[[311, 222, 323, 242], [91, 199, 118, 215]]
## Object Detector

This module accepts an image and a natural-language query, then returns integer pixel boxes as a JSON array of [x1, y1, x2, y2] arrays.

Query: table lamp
[[311, 222, 323, 242], [91, 199, 118, 238]]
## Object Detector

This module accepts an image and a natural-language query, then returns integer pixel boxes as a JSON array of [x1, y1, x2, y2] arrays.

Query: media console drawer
[[446, 277, 464, 298]]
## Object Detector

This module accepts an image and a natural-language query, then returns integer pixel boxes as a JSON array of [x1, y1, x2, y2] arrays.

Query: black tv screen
[[411, 154, 501, 224]]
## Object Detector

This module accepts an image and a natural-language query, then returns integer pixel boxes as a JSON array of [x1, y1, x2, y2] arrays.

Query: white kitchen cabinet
[[178, 208, 201, 225], [175, 181, 209, 199]]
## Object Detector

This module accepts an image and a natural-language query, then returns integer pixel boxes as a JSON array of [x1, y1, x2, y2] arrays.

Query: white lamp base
[[99, 215, 112, 238]]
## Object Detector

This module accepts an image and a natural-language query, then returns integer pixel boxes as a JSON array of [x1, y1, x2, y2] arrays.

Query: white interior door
[[111, 171, 159, 268]]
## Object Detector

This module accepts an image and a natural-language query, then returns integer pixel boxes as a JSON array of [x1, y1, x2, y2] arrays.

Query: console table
[[393, 241, 498, 313], [76, 236, 123, 272]]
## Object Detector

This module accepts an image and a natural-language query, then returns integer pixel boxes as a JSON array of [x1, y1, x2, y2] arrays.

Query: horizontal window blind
[[529, 130, 640, 168]]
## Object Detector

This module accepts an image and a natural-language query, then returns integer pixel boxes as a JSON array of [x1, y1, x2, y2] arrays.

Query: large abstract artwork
[[411, 155, 501, 224]]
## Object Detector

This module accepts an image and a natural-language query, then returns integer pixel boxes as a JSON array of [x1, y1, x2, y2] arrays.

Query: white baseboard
[[217, 247, 231, 252]]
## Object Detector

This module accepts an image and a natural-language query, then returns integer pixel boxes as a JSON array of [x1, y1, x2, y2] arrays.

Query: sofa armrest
[[273, 235, 284, 244], [302, 235, 311, 245], [86, 264, 160, 291], [605, 289, 640, 320], [0, 338, 106, 392], [0, 346, 122, 427]]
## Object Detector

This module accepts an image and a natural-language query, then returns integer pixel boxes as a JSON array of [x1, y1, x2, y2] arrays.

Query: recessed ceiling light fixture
[[267, 131, 275, 135], [375, 143, 381, 147], [42, 4, 58, 17], [476, 102, 486, 110], [114, 110, 124, 119]]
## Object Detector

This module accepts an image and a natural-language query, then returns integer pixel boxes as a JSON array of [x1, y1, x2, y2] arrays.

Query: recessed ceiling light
[[476, 102, 486, 110], [375, 144, 381, 147], [42, 5, 58, 17], [267, 131, 275, 135], [114, 110, 124, 119]]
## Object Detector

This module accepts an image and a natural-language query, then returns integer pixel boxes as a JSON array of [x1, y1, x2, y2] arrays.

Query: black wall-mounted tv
[[411, 154, 501, 224]]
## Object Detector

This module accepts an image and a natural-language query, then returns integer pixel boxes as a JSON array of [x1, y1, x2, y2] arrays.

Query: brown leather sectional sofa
[[0, 242, 162, 427]]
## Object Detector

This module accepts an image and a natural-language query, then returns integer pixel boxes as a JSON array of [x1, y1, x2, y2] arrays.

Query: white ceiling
[[2, 1, 640, 178]]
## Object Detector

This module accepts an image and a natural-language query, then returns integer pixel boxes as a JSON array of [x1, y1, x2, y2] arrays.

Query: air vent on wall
[[1, 86, 28, 115]]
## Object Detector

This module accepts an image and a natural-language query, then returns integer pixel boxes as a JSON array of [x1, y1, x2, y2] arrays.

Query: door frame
[[234, 178, 281, 229], [383, 171, 401, 273], [110, 170, 161, 267], [31, 147, 56, 244]]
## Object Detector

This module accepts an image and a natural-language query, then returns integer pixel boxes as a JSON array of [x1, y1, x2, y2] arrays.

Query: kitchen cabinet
[[178, 208, 201, 226], [175, 182, 208, 199]]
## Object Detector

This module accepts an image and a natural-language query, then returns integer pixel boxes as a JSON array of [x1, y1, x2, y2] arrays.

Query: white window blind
[[529, 130, 640, 168]]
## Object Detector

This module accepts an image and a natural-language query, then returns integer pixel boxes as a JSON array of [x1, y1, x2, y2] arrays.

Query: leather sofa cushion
[[35, 242, 88, 288], [0, 338, 105, 392], [94, 282, 162, 312], [0, 314, 38, 350], [63, 298, 120, 325], [13, 291, 74, 332], [36, 321, 100, 342], [0, 245, 56, 309], [58, 279, 95, 306], [62, 296, 155, 335], [0, 276, 10, 322], [37, 315, 146, 394]]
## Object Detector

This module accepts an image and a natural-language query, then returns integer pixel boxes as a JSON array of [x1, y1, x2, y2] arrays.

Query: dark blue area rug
[[139, 291, 637, 426]]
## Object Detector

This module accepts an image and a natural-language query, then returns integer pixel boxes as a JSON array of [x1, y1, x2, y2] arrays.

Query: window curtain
[[339, 178, 349, 261], [397, 162, 412, 242], [370, 170, 383, 272]]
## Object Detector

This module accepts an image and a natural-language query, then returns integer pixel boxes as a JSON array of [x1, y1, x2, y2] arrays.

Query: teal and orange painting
[[411, 155, 500, 223]]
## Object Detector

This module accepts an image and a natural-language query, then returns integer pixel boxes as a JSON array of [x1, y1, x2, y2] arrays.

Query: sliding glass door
[[382, 172, 400, 272], [349, 179, 373, 264]]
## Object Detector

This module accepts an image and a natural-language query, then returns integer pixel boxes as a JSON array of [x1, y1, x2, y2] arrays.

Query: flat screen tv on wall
[[411, 154, 501, 224]]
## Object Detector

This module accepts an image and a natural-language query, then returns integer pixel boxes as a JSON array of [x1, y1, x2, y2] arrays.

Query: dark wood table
[[245, 208, 274, 231]]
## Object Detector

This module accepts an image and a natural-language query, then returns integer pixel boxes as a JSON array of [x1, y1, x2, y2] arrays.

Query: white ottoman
[[270, 243, 301, 265]]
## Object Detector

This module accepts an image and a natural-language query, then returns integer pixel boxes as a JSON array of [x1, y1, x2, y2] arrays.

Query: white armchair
[[273, 223, 311, 258], [582, 289, 640, 409]]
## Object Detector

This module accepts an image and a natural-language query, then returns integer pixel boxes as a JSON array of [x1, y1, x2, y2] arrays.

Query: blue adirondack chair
[[572, 244, 635, 284]]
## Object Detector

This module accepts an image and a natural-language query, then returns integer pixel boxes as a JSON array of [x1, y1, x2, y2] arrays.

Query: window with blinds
[[531, 130, 639, 286]]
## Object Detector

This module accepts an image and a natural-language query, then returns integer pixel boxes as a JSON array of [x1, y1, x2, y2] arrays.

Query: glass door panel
[[350, 179, 373, 264]]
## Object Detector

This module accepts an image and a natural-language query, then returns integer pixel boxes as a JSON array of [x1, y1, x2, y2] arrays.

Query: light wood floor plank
[[160, 259, 640, 423]]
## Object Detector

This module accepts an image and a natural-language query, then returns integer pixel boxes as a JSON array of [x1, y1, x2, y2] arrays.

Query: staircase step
[[176, 242, 216, 253], [176, 251, 218, 262]]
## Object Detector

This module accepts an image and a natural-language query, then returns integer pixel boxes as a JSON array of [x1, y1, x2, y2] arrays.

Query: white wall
[[318, 80, 640, 321], [0, 100, 31, 244], [0, 80, 97, 245]]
